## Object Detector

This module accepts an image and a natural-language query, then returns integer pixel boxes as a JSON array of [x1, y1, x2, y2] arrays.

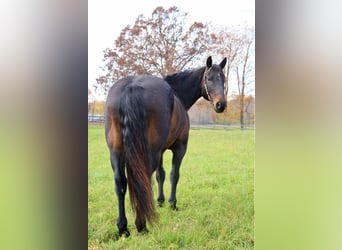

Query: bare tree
[[235, 28, 254, 130], [210, 27, 243, 98], [88, 89, 92, 114]]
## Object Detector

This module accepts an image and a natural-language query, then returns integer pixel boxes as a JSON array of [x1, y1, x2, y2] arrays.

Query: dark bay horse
[[104, 56, 227, 239]]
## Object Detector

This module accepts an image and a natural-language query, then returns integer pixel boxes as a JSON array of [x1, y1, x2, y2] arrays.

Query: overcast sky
[[88, 0, 255, 98]]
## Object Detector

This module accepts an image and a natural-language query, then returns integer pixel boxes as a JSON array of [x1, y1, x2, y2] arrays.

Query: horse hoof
[[115, 229, 130, 240], [169, 201, 178, 211], [138, 227, 149, 234], [122, 230, 130, 237]]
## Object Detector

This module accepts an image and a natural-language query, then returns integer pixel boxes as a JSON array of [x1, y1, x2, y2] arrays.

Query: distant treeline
[[188, 95, 254, 125], [89, 95, 254, 125]]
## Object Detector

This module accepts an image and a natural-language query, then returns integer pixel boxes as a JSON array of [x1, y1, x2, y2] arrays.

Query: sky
[[88, 0, 255, 99]]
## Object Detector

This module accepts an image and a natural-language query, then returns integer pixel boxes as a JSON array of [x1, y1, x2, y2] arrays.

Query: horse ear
[[206, 56, 212, 68], [220, 57, 227, 69]]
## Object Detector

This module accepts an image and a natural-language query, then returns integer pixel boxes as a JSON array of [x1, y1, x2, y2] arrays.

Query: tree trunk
[[92, 100, 96, 116], [239, 95, 244, 130]]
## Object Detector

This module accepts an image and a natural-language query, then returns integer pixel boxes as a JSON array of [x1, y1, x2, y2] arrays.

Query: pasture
[[88, 124, 254, 249]]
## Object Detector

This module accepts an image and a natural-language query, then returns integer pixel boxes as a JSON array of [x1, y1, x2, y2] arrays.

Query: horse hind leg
[[110, 150, 130, 239]]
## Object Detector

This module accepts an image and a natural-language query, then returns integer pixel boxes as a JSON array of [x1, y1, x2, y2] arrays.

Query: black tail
[[119, 85, 155, 225]]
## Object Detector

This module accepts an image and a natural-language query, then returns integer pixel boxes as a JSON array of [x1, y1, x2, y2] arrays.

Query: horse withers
[[104, 56, 227, 239]]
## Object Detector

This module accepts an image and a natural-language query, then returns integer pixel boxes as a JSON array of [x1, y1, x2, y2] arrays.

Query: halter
[[202, 67, 213, 103]]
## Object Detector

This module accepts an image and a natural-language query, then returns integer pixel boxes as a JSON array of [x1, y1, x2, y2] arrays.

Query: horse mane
[[164, 67, 204, 89], [164, 67, 205, 110]]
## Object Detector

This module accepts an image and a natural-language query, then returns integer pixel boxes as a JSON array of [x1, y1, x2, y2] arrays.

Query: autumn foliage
[[97, 6, 213, 93], [94, 6, 255, 127], [188, 95, 254, 125], [89, 95, 254, 126]]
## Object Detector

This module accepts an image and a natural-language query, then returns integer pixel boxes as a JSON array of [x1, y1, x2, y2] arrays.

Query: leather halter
[[202, 67, 213, 103]]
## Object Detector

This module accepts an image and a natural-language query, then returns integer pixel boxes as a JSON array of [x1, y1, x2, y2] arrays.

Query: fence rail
[[88, 115, 105, 122], [190, 124, 255, 130], [88, 115, 254, 130]]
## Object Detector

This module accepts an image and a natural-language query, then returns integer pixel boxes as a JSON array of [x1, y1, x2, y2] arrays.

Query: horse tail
[[119, 84, 155, 225]]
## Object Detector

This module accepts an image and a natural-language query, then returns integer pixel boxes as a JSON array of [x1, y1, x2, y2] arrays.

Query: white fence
[[88, 115, 254, 130], [88, 115, 105, 122]]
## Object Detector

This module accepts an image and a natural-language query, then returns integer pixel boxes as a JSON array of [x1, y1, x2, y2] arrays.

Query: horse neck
[[165, 67, 205, 110]]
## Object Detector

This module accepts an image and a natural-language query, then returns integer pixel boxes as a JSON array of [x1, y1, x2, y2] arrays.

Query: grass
[[88, 124, 254, 249]]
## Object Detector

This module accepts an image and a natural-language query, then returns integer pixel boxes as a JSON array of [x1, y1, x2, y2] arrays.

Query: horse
[[104, 56, 227, 239]]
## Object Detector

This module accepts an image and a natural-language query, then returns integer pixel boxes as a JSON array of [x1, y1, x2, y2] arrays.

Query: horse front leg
[[110, 151, 130, 239], [169, 144, 186, 210]]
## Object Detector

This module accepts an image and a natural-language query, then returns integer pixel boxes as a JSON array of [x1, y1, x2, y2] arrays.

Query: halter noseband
[[202, 67, 213, 103]]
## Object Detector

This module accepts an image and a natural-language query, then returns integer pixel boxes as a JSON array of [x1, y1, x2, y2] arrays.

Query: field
[[88, 124, 254, 249]]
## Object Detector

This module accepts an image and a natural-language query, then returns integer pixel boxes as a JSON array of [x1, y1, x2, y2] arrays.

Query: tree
[[97, 6, 211, 95], [88, 88, 92, 113], [235, 28, 254, 130], [210, 27, 242, 97], [187, 94, 254, 125], [244, 95, 255, 125]]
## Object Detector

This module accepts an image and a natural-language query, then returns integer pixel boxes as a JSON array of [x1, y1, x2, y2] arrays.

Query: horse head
[[202, 56, 227, 113]]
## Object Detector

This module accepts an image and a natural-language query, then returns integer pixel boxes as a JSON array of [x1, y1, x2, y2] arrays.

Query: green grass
[[88, 124, 254, 249]]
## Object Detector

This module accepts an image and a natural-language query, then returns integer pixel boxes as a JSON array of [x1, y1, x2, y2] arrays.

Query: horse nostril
[[215, 101, 226, 112], [216, 102, 221, 110]]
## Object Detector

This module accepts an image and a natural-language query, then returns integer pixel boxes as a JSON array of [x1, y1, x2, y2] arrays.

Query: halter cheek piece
[[202, 67, 213, 103]]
